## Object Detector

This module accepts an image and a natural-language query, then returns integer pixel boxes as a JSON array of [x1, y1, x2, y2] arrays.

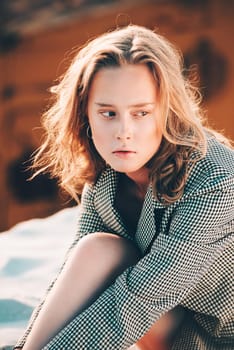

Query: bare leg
[[135, 306, 185, 350], [22, 233, 140, 350]]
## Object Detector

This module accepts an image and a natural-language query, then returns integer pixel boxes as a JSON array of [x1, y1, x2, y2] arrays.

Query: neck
[[125, 168, 150, 199]]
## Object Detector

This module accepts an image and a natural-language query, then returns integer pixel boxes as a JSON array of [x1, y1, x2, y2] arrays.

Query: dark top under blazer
[[15, 135, 234, 349]]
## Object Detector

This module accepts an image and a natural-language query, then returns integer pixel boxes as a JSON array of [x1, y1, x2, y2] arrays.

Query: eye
[[99, 110, 116, 119], [133, 110, 150, 118]]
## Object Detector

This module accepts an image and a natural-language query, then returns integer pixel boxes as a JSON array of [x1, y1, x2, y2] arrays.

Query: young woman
[[15, 25, 233, 350]]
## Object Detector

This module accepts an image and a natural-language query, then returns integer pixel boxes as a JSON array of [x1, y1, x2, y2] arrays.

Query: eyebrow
[[94, 102, 155, 108]]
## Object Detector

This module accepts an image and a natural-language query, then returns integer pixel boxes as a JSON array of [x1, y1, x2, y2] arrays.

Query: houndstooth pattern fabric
[[15, 135, 234, 349]]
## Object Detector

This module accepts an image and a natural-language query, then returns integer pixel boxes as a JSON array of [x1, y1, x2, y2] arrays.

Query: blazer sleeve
[[14, 182, 110, 349], [38, 184, 233, 350]]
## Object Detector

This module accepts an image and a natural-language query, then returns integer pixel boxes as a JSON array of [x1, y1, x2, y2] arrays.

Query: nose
[[115, 119, 132, 140]]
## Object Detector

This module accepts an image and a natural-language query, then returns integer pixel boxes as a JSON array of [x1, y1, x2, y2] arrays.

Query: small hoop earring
[[86, 125, 92, 139]]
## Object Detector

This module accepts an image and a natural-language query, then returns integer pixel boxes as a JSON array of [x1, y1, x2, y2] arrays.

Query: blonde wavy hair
[[32, 25, 228, 203]]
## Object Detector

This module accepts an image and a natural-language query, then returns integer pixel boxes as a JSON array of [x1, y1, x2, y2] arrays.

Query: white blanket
[[0, 207, 78, 348]]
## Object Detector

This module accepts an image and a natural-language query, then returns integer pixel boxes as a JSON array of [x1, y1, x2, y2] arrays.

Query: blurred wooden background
[[0, 0, 233, 231]]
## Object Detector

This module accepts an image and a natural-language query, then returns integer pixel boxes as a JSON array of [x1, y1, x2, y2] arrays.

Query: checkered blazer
[[15, 135, 234, 350]]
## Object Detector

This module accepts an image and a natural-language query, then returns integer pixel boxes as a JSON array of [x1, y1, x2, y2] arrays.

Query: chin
[[110, 165, 141, 174]]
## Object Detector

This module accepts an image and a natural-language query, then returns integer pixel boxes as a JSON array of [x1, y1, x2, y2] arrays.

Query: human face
[[87, 64, 162, 184]]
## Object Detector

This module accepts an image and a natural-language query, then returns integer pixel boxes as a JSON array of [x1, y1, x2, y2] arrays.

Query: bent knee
[[77, 232, 141, 267]]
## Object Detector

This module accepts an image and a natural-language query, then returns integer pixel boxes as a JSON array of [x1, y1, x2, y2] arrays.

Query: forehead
[[88, 64, 158, 105]]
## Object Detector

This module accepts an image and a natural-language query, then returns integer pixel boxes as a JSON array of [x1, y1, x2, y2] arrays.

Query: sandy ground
[[0, 207, 78, 348]]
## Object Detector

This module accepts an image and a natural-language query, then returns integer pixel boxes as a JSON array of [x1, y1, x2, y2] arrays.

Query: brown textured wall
[[0, 0, 233, 230]]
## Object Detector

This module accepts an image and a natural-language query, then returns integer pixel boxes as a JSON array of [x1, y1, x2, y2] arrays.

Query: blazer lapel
[[94, 168, 128, 236], [135, 184, 165, 254], [94, 168, 166, 250]]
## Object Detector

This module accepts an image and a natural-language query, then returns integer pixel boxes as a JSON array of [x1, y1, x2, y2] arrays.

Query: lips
[[112, 150, 136, 154], [112, 150, 136, 158]]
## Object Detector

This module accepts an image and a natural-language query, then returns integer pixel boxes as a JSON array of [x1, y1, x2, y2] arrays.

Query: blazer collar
[[94, 167, 165, 252], [135, 183, 165, 253], [94, 167, 128, 236]]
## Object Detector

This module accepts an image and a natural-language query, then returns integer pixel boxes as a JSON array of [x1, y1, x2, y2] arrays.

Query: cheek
[[155, 125, 163, 140], [91, 129, 109, 155], [145, 121, 162, 139], [148, 124, 162, 150], [89, 119, 102, 140], [92, 128, 106, 145]]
